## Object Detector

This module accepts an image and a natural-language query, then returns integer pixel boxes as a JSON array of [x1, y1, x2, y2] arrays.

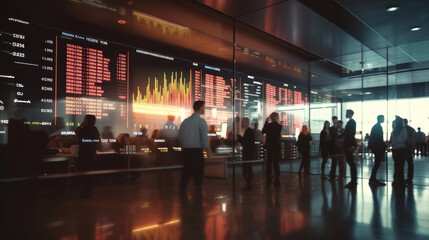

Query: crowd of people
[[178, 101, 429, 194]]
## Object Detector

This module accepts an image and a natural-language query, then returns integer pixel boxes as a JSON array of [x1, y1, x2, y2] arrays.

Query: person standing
[[262, 112, 282, 186], [403, 119, 416, 185], [179, 101, 211, 195], [416, 127, 426, 156], [328, 116, 339, 180], [344, 110, 357, 189], [237, 117, 256, 191], [390, 116, 408, 188], [368, 115, 386, 186], [75, 115, 100, 198], [320, 121, 331, 178], [297, 125, 313, 176]]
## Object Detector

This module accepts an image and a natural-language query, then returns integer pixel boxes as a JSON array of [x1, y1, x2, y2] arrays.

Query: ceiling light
[[117, 19, 127, 24], [386, 6, 399, 12], [410, 26, 421, 31]]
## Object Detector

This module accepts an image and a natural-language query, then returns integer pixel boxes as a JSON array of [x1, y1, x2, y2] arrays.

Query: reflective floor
[[2, 166, 429, 240]]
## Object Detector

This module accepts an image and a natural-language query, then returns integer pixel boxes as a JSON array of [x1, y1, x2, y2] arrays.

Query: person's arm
[[200, 120, 211, 156], [261, 119, 269, 134]]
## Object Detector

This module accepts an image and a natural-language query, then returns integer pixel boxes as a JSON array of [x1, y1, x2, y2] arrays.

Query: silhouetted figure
[[262, 112, 282, 186], [403, 119, 416, 185], [391, 116, 407, 188], [328, 116, 339, 180], [179, 101, 211, 195], [344, 109, 357, 189], [237, 117, 255, 191], [368, 115, 386, 186], [335, 121, 346, 180], [416, 127, 426, 156], [253, 122, 263, 143], [75, 115, 100, 198], [320, 121, 331, 178], [297, 125, 313, 176], [159, 115, 179, 140]]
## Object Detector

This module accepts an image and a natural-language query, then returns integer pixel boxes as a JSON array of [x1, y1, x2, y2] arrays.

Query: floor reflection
[[2, 172, 429, 239]]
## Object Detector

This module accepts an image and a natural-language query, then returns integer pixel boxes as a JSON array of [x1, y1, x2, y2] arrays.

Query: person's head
[[332, 116, 338, 124], [84, 115, 96, 127], [377, 115, 384, 123], [403, 118, 409, 126], [301, 125, 309, 134], [209, 125, 216, 133], [151, 129, 159, 139], [418, 127, 421, 132], [140, 128, 147, 136], [254, 122, 259, 130], [323, 121, 330, 130], [338, 120, 344, 128], [193, 101, 205, 115], [270, 112, 279, 123], [167, 115, 175, 122], [241, 117, 250, 129], [346, 109, 354, 119]]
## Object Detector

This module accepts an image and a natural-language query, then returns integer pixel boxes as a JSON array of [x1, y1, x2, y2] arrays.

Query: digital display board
[[0, 16, 308, 145]]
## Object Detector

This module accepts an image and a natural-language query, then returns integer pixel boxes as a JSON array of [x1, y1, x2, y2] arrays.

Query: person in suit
[[237, 117, 256, 191], [262, 112, 282, 186], [75, 115, 100, 198], [328, 116, 339, 180], [403, 119, 416, 185], [368, 115, 386, 186], [416, 127, 426, 156], [344, 110, 357, 189], [297, 125, 313, 176], [320, 121, 331, 178]]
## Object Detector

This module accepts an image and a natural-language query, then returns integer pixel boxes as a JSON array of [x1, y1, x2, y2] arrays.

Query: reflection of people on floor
[[180, 190, 205, 240], [75, 115, 100, 198], [265, 187, 281, 239], [370, 186, 383, 239], [262, 112, 282, 186], [391, 186, 416, 239], [237, 117, 255, 191], [297, 125, 313, 176], [368, 115, 386, 186], [403, 119, 416, 185], [344, 110, 357, 189]]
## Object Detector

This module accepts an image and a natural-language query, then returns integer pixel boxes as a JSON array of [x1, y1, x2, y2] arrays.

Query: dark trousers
[[242, 163, 253, 184], [345, 149, 357, 182], [417, 143, 427, 156], [370, 151, 384, 180], [299, 152, 310, 174], [321, 151, 329, 175], [392, 148, 407, 183], [266, 148, 280, 182], [329, 156, 337, 177], [405, 148, 414, 180], [180, 148, 204, 192]]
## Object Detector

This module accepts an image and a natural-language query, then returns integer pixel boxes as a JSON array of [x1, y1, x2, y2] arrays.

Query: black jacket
[[344, 119, 356, 148], [238, 127, 256, 160], [368, 123, 384, 152], [262, 121, 282, 149], [297, 133, 312, 154]]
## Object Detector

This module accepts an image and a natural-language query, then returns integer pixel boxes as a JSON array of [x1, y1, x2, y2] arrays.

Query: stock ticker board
[[0, 16, 307, 144]]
